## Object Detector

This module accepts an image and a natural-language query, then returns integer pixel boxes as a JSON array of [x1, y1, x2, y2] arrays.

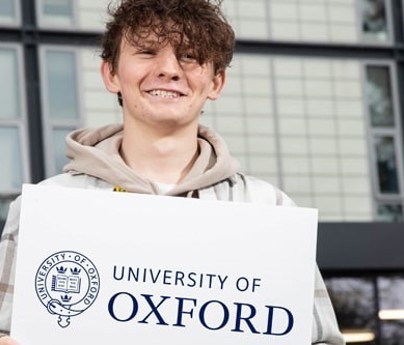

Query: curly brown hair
[[100, 0, 235, 75]]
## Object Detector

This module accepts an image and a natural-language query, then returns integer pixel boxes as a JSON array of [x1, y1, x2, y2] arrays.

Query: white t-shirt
[[156, 182, 175, 194]]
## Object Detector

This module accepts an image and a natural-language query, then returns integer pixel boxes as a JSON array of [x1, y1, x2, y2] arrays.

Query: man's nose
[[155, 52, 182, 81]]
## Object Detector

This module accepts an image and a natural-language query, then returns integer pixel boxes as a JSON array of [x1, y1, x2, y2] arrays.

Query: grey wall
[[317, 222, 404, 271]]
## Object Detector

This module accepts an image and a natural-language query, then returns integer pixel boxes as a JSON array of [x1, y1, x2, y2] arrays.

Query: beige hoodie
[[0, 124, 345, 344], [63, 123, 240, 196]]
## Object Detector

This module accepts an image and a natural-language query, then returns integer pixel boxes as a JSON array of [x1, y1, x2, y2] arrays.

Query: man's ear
[[207, 69, 226, 101], [100, 60, 120, 93]]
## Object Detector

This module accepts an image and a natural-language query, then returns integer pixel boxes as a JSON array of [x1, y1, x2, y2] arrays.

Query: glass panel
[[377, 204, 403, 222], [360, 0, 389, 42], [41, 0, 73, 26], [365, 65, 394, 127], [0, 128, 23, 190], [46, 51, 79, 120], [52, 128, 74, 174], [0, 0, 15, 20], [374, 136, 400, 194], [378, 276, 404, 344], [43, 0, 72, 17], [0, 49, 20, 119], [325, 277, 377, 344]]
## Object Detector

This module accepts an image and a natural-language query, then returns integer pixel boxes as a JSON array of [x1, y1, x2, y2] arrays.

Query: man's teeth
[[149, 90, 181, 98]]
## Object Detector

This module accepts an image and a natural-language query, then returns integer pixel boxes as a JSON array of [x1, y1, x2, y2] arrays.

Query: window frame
[[362, 60, 404, 218]]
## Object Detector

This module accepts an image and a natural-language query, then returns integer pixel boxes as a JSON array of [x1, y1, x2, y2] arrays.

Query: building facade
[[1, 0, 404, 343]]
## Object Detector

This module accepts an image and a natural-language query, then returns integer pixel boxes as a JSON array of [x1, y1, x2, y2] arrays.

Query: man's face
[[101, 34, 225, 130]]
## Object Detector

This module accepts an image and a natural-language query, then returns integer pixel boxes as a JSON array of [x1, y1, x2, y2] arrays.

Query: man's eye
[[180, 53, 196, 62], [138, 49, 155, 55]]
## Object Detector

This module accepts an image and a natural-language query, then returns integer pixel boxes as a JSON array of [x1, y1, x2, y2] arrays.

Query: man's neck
[[120, 121, 199, 184]]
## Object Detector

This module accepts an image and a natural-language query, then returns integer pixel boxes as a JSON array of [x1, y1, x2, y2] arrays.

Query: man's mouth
[[147, 90, 183, 98]]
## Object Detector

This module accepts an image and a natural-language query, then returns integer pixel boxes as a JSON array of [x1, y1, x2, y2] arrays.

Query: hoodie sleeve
[[0, 197, 20, 337], [312, 266, 346, 344]]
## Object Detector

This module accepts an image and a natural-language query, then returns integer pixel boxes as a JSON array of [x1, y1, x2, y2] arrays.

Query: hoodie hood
[[63, 124, 240, 195]]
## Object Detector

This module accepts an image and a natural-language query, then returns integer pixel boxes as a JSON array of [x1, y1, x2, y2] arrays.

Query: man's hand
[[0, 337, 19, 345]]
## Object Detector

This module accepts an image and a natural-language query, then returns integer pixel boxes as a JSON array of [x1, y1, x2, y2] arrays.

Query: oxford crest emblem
[[35, 251, 100, 328]]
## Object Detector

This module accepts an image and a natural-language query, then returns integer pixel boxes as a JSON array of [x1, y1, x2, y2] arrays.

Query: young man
[[0, 0, 345, 344]]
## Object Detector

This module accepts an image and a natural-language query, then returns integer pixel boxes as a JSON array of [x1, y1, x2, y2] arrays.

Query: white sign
[[11, 184, 318, 344]]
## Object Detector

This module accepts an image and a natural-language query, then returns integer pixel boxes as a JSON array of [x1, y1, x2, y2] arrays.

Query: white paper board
[[11, 184, 318, 344]]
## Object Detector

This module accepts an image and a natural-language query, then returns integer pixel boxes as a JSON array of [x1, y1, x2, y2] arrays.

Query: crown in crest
[[70, 267, 81, 275], [56, 266, 67, 274], [61, 295, 72, 303]]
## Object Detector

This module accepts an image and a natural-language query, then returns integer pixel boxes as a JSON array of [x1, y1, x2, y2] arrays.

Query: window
[[52, 128, 75, 174], [0, 48, 21, 120], [326, 274, 404, 344], [0, 0, 19, 25], [38, 0, 75, 27], [378, 276, 404, 343], [0, 45, 30, 221], [0, 47, 29, 192], [46, 50, 80, 120], [376, 203, 403, 222], [365, 66, 395, 127], [364, 63, 404, 220], [374, 136, 400, 194], [359, 0, 392, 43], [326, 277, 377, 344], [0, 128, 23, 191], [40, 47, 82, 176]]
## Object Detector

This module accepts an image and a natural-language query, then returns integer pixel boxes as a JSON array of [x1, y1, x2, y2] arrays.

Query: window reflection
[[365, 66, 394, 127], [377, 204, 403, 222], [325, 275, 404, 344], [378, 277, 404, 344], [360, 0, 389, 42], [374, 136, 400, 194], [381, 322, 404, 345], [325, 277, 377, 344]]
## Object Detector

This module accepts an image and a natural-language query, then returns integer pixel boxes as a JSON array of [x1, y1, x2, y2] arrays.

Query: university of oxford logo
[[35, 251, 100, 328]]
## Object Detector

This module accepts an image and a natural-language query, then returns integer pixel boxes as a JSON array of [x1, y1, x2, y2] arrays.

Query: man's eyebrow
[[135, 39, 158, 47]]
